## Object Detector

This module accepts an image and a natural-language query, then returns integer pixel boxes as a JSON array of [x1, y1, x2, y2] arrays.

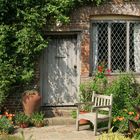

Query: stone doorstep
[[45, 116, 76, 126], [42, 106, 77, 117], [42, 107, 77, 126]]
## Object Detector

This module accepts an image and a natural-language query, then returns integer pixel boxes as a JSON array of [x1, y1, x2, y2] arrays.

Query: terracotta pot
[[19, 123, 29, 128], [79, 111, 89, 125], [35, 123, 44, 127], [22, 91, 41, 116]]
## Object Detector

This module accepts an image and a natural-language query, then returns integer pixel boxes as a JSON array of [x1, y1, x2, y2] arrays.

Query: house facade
[[40, 2, 140, 107], [4, 2, 140, 113]]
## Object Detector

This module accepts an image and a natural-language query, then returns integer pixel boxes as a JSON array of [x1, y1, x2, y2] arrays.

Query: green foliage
[[98, 130, 134, 140], [31, 112, 45, 126], [79, 81, 93, 103], [79, 81, 93, 111], [103, 73, 140, 135], [0, 131, 32, 140], [113, 109, 137, 133], [79, 64, 109, 110], [0, 135, 24, 140], [134, 129, 140, 140], [70, 110, 77, 119], [14, 112, 30, 125], [0, 116, 14, 134], [79, 72, 140, 136], [105, 74, 140, 117], [91, 65, 108, 94]]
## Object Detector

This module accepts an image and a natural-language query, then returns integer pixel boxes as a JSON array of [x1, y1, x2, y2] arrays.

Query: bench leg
[[76, 119, 79, 131], [93, 121, 97, 136]]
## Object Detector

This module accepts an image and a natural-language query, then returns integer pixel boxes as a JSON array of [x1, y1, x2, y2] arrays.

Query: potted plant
[[14, 112, 30, 128], [31, 112, 45, 127], [22, 89, 41, 116]]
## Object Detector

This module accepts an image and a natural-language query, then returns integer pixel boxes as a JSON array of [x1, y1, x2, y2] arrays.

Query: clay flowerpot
[[35, 123, 44, 127], [79, 111, 89, 125], [19, 123, 29, 128], [22, 90, 41, 116]]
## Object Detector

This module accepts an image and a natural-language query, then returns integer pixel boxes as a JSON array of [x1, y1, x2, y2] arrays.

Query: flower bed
[[0, 107, 46, 134]]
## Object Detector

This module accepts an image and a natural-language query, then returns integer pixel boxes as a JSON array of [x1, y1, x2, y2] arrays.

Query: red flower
[[98, 66, 103, 73], [106, 69, 111, 76], [134, 114, 140, 121]]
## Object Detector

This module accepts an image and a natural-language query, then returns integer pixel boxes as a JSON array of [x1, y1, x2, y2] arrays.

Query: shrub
[[104, 73, 140, 133], [79, 65, 110, 111], [79, 81, 94, 111], [98, 131, 134, 140], [79, 81, 93, 103], [0, 116, 14, 134], [105, 74, 140, 117], [113, 109, 137, 133], [134, 129, 140, 140]]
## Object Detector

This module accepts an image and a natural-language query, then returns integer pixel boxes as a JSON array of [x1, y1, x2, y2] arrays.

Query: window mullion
[[126, 22, 130, 72], [108, 23, 111, 71]]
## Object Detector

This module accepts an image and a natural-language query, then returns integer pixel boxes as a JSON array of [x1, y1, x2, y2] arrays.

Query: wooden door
[[40, 35, 80, 106]]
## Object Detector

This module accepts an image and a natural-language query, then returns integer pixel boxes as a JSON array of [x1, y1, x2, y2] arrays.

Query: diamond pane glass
[[129, 23, 135, 72], [111, 23, 126, 72], [97, 23, 108, 68], [93, 21, 140, 73], [130, 23, 140, 72]]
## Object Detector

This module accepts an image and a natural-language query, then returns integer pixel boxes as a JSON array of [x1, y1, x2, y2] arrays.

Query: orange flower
[[8, 116, 12, 120], [8, 114, 13, 117], [128, 112, 134, 115], [134, 114, 140, 121], [117, 116, 124, 121], [0, 115, 2, 118], [4, 111, 8, 116]]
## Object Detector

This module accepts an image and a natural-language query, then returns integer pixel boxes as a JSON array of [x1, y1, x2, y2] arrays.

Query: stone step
[[42, 106, 77, 117], [46, 116, 76, 125]]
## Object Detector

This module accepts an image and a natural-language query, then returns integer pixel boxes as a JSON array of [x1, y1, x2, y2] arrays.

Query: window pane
[[130, 23, 140, 72], [97, 23, 108, 68], [111, 23, 126, 72], [129, 23, 135, 71]]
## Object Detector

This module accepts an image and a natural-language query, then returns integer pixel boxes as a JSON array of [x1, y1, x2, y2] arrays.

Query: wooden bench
[[76, 91, 113, 135]]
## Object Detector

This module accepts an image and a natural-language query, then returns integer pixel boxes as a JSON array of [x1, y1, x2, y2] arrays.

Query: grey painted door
[[40, 35, 80, 106]]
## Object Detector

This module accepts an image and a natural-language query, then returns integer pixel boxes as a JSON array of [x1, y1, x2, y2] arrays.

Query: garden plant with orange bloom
[[113, 109, 136, 132]]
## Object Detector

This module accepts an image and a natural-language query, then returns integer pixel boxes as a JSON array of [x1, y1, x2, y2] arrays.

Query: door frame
[[40, 31, 82, 106]]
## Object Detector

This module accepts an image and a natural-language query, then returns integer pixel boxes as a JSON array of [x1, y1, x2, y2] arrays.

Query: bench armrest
[[75, 102, 95, 107], [93, 105, 111, 109]]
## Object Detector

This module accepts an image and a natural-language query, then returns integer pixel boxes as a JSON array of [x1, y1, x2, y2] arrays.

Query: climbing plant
[[0, 0, 106, 106]]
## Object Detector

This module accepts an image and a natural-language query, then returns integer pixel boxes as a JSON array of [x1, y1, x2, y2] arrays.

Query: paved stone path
[[14, 125, 98, 140]]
